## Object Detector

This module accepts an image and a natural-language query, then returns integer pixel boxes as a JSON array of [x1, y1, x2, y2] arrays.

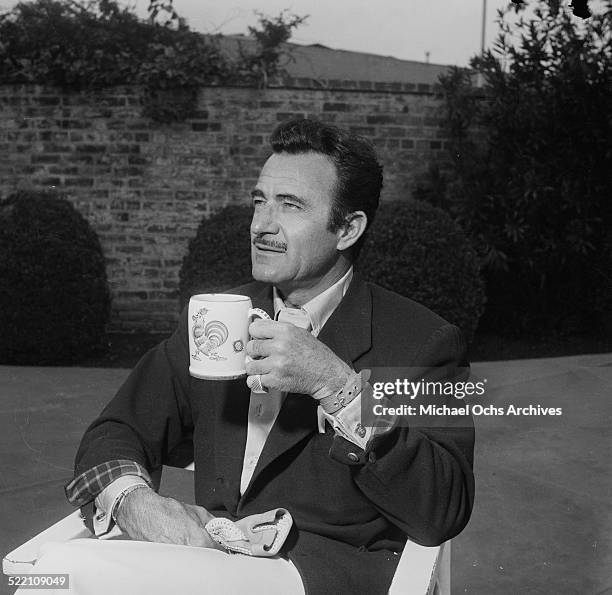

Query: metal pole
[[481, 0, 487, 54], [477, 0, 487, 87]]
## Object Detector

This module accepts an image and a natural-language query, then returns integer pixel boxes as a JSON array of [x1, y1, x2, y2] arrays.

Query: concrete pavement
[[1, 354, 611, 594]]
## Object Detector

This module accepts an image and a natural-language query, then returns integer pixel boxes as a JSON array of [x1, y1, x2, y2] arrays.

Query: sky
[[0, 1, 604, 66], [0, 0, 515, 66], [148, 0, 512, 66]]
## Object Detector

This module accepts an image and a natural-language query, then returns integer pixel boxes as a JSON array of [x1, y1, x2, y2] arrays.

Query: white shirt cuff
[[318, 395, 372, 450], [93, 475, 149, 536]]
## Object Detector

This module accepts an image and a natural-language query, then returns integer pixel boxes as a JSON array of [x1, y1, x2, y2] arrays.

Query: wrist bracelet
[[320, 372, 361, 414], [111, 483, 151, 522]]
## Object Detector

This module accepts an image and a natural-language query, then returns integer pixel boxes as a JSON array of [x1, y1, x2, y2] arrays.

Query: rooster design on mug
[[191, 307, 229, 361]]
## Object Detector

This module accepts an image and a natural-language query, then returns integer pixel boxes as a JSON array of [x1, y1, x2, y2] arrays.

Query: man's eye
[[252, 197, 265, 206], [283, 201, 300, 209]]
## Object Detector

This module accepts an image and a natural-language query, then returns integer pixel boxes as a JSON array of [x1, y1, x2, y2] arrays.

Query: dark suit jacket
[[75, 273, 475, 595]]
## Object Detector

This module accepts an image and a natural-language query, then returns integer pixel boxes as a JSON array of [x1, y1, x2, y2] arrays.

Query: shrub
[[239, 11, 309, 88], [0, 0, 229, 122], [358, 200, 485, 343], [428, 1, 612, 335], [0, 0, 308, 121], [179, 202, 485, 342], [179, 205, 253, 308], [0, 191, 111, 364]]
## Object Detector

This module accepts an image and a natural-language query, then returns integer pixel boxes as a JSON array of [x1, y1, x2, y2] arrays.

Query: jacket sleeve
[[74, 307, 194, 479], [328, 323, 475, 546]]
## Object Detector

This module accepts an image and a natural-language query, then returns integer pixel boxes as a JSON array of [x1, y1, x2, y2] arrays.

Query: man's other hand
[[114, 487, 219, 548], [246, 318, 352, 399]]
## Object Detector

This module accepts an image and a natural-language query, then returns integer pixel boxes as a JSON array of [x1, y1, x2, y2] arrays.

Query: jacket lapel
[[316, 271, 373, 365], [240, 390, 319, 505], [240, 273, 373, 502]]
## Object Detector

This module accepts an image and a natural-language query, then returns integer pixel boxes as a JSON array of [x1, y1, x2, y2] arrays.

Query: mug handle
[[248, 308, 271, 322], [246, 308, 271, 393]]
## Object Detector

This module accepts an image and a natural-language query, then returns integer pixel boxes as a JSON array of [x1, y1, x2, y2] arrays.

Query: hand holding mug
[[245, 318, 352, 399]]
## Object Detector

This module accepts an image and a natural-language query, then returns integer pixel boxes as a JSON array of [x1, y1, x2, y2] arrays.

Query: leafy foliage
[[179, 203, 485, 343], [423, 1, 612, 335], [0, 191, 111, 364], [510, 0, 593, 19], [0, 0, 228, 87], [0, 0, 306, 121], [239, 11, 309, 88]]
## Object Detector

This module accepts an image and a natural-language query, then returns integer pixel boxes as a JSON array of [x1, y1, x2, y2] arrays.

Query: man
[[34, 118, 474, 595]]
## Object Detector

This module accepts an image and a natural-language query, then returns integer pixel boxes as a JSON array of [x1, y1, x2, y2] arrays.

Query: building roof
[[217, 35, 454, 86]]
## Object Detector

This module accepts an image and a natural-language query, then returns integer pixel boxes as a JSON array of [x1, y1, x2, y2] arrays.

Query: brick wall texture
[[0, 82, 451, 332]]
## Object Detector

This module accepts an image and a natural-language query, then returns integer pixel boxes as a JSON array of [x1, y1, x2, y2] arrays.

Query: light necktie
[[240, 307, 312, 494], [276, 307, 312, 331]]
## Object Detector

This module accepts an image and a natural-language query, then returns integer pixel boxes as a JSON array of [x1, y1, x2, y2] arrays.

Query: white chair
[[3, 465, 450, 595]]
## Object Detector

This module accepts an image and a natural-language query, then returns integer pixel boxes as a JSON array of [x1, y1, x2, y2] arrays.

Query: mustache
[[252, 237, 288, 252]]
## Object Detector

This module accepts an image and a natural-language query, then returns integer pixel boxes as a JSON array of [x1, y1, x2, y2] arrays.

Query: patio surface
[[1, 352, 611, 594]]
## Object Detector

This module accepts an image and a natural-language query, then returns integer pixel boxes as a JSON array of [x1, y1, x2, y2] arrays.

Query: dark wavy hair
[[270, 118, 383, 258]]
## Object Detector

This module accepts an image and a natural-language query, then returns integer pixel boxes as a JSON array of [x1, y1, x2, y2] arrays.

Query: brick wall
[[0, 82, 450, 332]]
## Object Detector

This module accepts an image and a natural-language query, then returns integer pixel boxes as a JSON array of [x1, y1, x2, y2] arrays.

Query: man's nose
[[250, 203, 280, 236]]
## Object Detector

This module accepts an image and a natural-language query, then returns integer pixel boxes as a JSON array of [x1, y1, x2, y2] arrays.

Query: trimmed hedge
[[179, 205, 253, 307], [179, 201, 485, 341], [430, 2, 612, 335], [0, 191, 111, 364], [358, 200, 485, 342]]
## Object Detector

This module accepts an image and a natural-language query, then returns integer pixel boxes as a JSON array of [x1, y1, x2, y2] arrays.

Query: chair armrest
[[388, 540, 450, 595], [3, 464, 196, 576], [3, 511, 92, 576]]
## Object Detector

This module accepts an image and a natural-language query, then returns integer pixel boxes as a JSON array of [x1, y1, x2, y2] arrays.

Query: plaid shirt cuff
[[64, 460, 152, 507]]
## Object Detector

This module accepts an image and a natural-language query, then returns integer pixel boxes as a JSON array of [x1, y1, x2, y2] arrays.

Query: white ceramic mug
[[188, 294, 270, 380]]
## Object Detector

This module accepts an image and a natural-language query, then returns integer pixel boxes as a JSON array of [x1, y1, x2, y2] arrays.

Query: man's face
[[250, 151, 342, 294]]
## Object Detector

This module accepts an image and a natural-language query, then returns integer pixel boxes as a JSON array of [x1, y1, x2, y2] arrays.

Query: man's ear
[[336, 211, 368, 251]]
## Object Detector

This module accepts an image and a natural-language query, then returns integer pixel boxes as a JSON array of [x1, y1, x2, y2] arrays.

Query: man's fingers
[[186, 503, 215, 526], [245, 354, 272, 375], [248, 318, 293, 338], [248, 318, 275, 338], [246, 338, 270, 358], [247, 372, 281, 392]]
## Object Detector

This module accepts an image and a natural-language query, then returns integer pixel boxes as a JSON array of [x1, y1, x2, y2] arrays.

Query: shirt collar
[[272, 266, 353, 337]]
